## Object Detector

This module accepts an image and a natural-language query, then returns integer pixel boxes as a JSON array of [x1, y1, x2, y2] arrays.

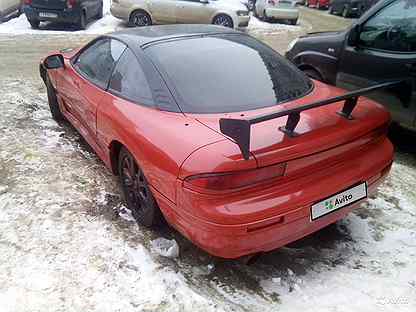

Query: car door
[[176, 0, 214, 24], [337, 0, 416, 129], [148, 0, 177, 23], [60, 38, 126, 143], [3, 0, 16, 14]]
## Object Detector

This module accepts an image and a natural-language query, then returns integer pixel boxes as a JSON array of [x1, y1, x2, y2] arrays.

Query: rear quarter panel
[[96, 94, 226, 203]]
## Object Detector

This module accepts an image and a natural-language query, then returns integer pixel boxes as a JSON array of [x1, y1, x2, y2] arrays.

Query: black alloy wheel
[[118, 148, 162, 227], [213, 14, 234, 28], [129, 10, 152, 27]]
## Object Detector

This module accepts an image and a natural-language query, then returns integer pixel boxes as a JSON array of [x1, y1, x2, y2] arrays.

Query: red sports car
[[41, 25, 397, 259]]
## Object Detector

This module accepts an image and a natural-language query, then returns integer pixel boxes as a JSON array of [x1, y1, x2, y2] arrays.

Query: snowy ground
[[0, 5, 414, 312]]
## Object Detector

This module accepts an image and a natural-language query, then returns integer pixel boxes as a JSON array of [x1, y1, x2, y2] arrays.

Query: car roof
[[107, 24, 242, 49]]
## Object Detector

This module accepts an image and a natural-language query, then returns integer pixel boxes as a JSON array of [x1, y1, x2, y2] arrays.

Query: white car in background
[[255, 0, 299, 25], [0, 0, 22, 23], [111, 0, 250, 29]]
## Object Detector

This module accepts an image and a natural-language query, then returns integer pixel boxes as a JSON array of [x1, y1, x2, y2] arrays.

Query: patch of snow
[[151, 238, 180, 259], [247, 15, 300, 34], [118, 205, 135, 222]]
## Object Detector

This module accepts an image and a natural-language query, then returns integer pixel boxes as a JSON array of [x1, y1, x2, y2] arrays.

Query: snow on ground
[[0, 0, 299, 35], [0, 77, 415, 311]]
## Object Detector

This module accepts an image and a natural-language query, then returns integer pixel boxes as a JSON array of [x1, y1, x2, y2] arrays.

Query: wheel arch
[[129, 7, 153, 24], [109, 140, 124, 175], [292, 51, 339, 84], [298, 64, 325, 81]]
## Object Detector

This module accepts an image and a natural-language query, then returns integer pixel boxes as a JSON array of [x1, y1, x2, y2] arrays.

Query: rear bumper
[[265, 8, 299, 19], [237, 15, 250, 27], [24, 5, 81, 23], [154, 138, 393, 259]]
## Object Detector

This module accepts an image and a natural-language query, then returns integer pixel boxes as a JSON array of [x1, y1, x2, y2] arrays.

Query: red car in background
[[306, 0, 330, 8], [40, 25, 399, 259]]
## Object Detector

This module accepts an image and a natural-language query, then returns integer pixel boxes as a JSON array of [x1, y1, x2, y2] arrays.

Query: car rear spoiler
[[220, 80, 411, 160]]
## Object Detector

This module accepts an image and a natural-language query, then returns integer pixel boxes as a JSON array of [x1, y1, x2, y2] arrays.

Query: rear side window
[[145, 34, 312, 113], [109, 48, 153, 105], [74, 39, 126, 89]]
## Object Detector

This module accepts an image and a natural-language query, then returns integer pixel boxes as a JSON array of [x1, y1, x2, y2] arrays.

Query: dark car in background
[[286, 0, 416, 130], [23, 0, 103, 30], [329, 0, 378, 17]]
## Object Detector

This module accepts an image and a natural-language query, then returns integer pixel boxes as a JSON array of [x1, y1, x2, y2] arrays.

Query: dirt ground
[[0, 7, 415, 312]]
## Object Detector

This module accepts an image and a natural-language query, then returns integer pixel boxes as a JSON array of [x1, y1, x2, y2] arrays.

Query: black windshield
[[144, 34, 312, 114]]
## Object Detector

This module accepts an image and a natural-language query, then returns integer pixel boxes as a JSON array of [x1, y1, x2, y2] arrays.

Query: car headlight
[[286, 38, 299, 52], [236, 10, 249, 16]]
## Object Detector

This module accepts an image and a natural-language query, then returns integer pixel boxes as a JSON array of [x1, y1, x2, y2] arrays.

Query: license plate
[[39, 12, 58, 18], [311, 182, 367, 220]]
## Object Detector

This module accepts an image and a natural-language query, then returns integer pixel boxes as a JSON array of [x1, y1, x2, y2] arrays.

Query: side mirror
[[348, 24, 361, 47], [44, 54, 64, 69]]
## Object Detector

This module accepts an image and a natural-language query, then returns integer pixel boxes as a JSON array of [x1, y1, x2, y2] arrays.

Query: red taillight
[[184, 163, 286, 193], [67, 0, 77, 9], [24, 0, 32, 5]]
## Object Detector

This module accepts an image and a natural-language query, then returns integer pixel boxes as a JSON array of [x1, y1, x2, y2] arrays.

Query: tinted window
[[109, 49, 153, 105], [75, 39, 126, 88], [145, 35, 312, 113], [359, 0, 416, 52]]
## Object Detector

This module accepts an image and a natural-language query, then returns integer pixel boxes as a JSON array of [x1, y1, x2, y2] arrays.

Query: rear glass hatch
[[144, 34, 389, 168]]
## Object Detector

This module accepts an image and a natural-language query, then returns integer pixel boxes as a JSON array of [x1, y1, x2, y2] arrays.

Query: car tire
[[248, 0, 255, 11], [118, 147, 163, 227], [78, 11, 87, 30], [97, 1, 103, 19], [262, 10, 269, 22], [29, 19, 40, 29], [328, 6, 334, 14], [302, 68, 323, 82], [212, 14, 234, 28], [342, 6, 350, 18], [290, 18, 298, 25], [46, 75, 65, 121], [129, 10, 152, 27]]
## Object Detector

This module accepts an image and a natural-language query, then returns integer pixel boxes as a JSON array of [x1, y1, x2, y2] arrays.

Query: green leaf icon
[[325, 200, 334, 210]]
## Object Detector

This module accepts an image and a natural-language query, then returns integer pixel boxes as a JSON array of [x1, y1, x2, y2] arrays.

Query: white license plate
[[311, 182, 367, 220], [39, 12, 58, 18]]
